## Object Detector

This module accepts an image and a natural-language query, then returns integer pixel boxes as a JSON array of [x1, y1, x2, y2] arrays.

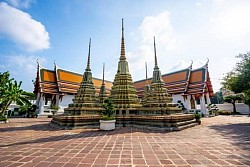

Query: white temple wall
[[172, 94, 190, 110], [59, 94, 74, 111], [172, 94, 200, 110]]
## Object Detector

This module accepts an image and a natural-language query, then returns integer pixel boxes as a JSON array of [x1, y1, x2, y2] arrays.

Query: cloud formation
[[6, 55, 46, 74], [126, 11, 180, 80], [0, 2, 50, 52], [5, 0, 35, 9]]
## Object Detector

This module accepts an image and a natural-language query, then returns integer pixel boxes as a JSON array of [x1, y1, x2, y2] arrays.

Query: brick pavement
[[0, 115, 249, 167]]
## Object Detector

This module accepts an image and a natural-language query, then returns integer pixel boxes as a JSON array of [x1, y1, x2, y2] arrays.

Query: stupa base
[[50, 112, 197, 131]]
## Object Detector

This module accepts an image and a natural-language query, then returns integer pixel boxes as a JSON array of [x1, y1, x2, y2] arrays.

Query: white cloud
[[195, 2, 202, 7], [126, 11, 180, 80], [0, 2, 50, 52], [5, 0, 35, 9], [7, 55, 46, 74], [210, 1, 250, 41]]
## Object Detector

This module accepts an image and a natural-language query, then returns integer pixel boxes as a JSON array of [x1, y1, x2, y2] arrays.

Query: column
[[200, 94, 207, 116], [186, 95, 191, 110], [38, 94, 45, 115], [206, 93, 211, 105], [193, 95, 197, 109]]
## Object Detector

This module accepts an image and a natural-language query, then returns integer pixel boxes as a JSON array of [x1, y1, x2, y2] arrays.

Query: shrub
[[218, 110, 232, 115], [195, 113, 201, 120], [0, 116, 7, 121]]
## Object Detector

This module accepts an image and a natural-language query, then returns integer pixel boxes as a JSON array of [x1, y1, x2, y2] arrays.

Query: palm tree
[[0, 80, 31, 116]]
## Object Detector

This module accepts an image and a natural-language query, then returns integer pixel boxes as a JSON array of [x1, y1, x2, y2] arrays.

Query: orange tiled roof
[[134, 65, 214, 97], [35, 66, 112, 95], [35, 64, 213, 97]]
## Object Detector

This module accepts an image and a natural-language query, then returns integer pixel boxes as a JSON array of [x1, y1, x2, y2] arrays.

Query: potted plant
[[50, 105, 60, 117], [100, 98, 116, 131], [194, 112, 201, 125]]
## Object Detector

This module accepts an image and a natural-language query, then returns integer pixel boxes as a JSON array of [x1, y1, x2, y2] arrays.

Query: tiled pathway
[[0, 115, 249, 167]]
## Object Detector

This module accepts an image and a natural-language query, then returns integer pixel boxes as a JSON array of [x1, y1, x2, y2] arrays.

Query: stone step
[[176, 119, 196, 126], [177, 122, 198, 131]]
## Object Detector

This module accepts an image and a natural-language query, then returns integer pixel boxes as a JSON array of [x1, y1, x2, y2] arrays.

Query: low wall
[[216, 103, 249, 115]]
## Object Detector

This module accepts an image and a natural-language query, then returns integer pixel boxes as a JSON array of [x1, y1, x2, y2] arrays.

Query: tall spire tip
[[154, 36, 158, 66]]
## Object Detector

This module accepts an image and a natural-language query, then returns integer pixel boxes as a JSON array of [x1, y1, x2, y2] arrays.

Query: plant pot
[[100, 120, 116, 131], [196, 119, 201, 125]]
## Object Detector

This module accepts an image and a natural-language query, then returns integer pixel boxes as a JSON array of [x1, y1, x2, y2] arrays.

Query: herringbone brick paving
[[0, 115, 249, 167]]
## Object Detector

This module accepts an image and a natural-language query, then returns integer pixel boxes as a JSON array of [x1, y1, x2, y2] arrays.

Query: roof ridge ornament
[[190, 60, 193, 69], [54, 60, 56, 68], [36, 59, 40, 68], [206, 58, 209, 65]]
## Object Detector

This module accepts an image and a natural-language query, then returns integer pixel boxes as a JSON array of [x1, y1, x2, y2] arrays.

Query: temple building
[[134, 60, 214, 115], [34, 62, 213, 116], [34, 20, 213, 118], [33, 59, 112, 116]]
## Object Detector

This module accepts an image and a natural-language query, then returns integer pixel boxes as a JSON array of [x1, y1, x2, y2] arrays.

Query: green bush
[[101, 98, 115, 120], [0, 116, 7, 121], [101, 115, 115, 120], [218, 110, 232, 115], [195, 113, 201, 120]]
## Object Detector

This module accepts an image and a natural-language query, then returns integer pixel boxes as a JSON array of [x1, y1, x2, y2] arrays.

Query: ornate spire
[[145, 62, 149, 84], [102, 63, 105, 85], [82, 38, 93, 84], [152, 37, 163, 83], [86, 38, 91, 71], [154, 36, 158, 67], [120, 18, 126, 61]]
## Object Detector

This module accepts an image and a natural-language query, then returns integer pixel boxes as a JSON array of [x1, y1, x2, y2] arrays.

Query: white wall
[[172, 94, 192, 110], [59, 94, 74, 111]]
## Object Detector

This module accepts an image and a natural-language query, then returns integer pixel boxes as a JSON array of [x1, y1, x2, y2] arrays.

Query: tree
[[224, 95, 242, 113], [210, 91, 224, 104], [0, 75, 32, 116], [0, 72, 12, 111], [222, 52, 250, 115]]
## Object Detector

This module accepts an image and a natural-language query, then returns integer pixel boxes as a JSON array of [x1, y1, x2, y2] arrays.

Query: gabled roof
[[163, 67, 191, 94], [133, 62, 214, 98], [34, 64, 113, 95], [34, 65, 59, 94]]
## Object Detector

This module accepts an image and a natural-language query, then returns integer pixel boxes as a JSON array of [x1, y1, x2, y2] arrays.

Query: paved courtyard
[[0, 116, 250, 167]]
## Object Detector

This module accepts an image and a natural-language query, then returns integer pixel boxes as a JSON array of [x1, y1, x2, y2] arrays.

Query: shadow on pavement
[[209, 122, 250, 163]]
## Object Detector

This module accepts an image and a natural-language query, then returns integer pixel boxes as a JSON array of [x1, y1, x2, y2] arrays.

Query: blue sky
[[1, 0, 250, 92]]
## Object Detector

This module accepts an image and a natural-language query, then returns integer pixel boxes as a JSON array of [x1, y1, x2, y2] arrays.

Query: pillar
[[200, 94, 207, 116], [193, 95, 197, 109], [36, 94, 45, 115], [206, 93, 211, 105], [186, 95, 191, 110]]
